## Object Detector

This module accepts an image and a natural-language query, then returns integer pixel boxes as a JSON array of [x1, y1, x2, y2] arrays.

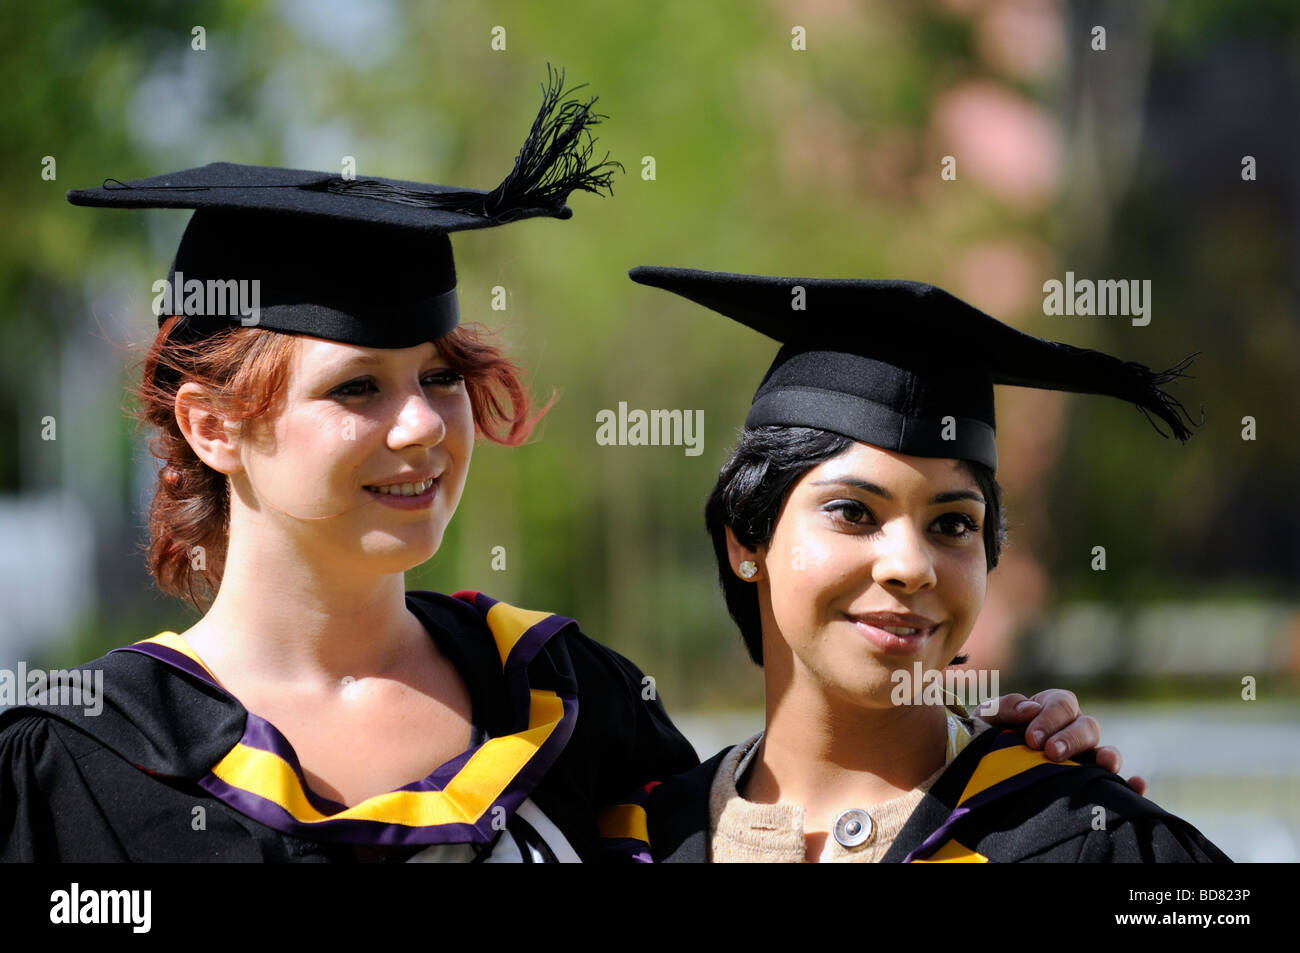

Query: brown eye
[[826, 500, 873, 525], [934, 513, 980, 538], [331, 378, 376, 398], [422, 370, 464, 388]]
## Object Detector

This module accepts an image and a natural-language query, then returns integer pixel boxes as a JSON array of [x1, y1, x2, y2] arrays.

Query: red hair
[[132, 318, 551, 609]]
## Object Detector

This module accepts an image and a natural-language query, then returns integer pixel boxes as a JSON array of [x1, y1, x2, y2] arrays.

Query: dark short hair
[[704, 426, 1007, 665]]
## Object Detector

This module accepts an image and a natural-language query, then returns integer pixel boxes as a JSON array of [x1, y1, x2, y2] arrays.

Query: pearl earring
[[739, 560, 758, 579]]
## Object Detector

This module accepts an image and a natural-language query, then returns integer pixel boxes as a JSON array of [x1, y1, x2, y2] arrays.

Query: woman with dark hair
[[606, 266, 1230, 863], [706, 426, 1006, 668]]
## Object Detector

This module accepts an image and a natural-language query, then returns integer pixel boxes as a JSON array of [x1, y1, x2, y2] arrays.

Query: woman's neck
[[183, 521, 424, 689], [743, 672, 950, 824]]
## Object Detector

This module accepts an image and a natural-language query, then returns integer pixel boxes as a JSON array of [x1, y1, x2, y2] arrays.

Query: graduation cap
[[628, 266, 1198, 472], [67, 67, 619, 349]]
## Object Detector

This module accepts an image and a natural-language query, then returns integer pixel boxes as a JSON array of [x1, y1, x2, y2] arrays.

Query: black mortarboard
[[629, 266, 1197, 472], [67, 67, 618, 349]]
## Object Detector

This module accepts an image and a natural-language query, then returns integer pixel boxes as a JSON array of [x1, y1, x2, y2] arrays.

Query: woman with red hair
[[0, 75, 701, 862]]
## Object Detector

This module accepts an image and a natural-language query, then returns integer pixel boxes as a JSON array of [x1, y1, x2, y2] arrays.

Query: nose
[[870, 519, 937, 594], [388, 388, 446, 450]]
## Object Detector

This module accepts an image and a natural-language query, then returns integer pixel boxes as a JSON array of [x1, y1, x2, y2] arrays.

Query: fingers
[[1037, 714, 1100, 762], [977, 690, 1137, 778], [1022, 689, 1083, 751], [975, 692, 1042, 725], [1099, 745, 1148, 794], [1094, 745, 1122, 774], [994, 693, 1145, 791]]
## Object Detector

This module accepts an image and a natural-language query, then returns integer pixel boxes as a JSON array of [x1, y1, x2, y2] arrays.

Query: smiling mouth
[[846, 615, 942, 654], [870, 623, 929, 636], [363, 477, 437, 497]]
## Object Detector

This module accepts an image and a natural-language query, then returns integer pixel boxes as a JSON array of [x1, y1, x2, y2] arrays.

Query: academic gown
[[0, 590, 698, 862], [601, 725, 1232, 863]]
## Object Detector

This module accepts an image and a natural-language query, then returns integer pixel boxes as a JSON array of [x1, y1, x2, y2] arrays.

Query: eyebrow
[[333, 354, 384, 369], [324, 347, 444, 374], [809, 478, 986, 507]]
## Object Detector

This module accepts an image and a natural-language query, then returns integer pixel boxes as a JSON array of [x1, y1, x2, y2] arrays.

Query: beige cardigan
[[709, 712, 986, 863]]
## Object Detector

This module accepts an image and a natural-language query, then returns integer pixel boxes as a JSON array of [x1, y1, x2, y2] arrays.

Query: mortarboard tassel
[[321, 64, 622, 221], [1130, 352, 1201, 441], [1041, 344, 1202, 442]]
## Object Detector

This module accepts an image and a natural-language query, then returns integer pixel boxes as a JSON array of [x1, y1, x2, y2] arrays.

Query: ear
[[175, 382, 244, 476], [724, 525, 766, 583]]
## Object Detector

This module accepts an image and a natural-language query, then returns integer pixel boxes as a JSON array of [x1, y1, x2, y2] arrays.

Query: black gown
[[0, 590, 699, 862], [602, 724, 1232, 863]]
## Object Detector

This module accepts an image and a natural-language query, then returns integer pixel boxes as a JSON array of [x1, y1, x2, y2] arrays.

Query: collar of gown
[[112, 590, 579, 847]]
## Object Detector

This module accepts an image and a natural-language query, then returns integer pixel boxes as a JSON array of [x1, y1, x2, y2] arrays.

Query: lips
[[846, 611, 941, 655], [362, 472, 440, 494], [362, 471, 442, 510], [364, 477, 437, 497]]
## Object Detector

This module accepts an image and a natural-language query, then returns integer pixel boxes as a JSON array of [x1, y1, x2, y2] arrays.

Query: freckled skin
[[232, 337, 476, 577], [180, 336, 479, 806]]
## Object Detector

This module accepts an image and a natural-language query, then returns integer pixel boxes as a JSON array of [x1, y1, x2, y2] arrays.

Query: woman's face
[[233, 335, 474, 574], [750, 442, 987, 708]]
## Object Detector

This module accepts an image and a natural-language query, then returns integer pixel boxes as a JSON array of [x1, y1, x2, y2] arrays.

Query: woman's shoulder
[[405, 588, 657, 686], [0, 646, 164, 743], [0, 709, 111, 861], [903, 727, 1232, 863], [0, 683, 271, 863], [406, 587, 695, 737], [0, 642, 245, 781], [408, 590, 699, 858], [1006, 751, 1230, 862], [0, 654, 192, 862], [596, 745, 735, 863], [0, 707, 68, 765]]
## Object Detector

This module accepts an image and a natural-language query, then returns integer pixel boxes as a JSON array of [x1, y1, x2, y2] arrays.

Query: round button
[[833, 808, 873, 848]]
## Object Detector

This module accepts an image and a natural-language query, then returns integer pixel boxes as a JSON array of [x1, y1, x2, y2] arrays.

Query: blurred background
[[1, 0, 1296, 860]]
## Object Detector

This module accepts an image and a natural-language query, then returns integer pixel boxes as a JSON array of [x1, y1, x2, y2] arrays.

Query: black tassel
[[321, 65, 622, 220], [1130, 352, 1202, 442], [1098, 350, 1199, 442], [1038, 341, 1201, 443]]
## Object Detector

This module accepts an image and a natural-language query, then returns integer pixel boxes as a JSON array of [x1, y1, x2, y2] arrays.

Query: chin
[[831, 682, 907, 712], [358, 531, 443, 572], [810, 659, 903, 710]]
